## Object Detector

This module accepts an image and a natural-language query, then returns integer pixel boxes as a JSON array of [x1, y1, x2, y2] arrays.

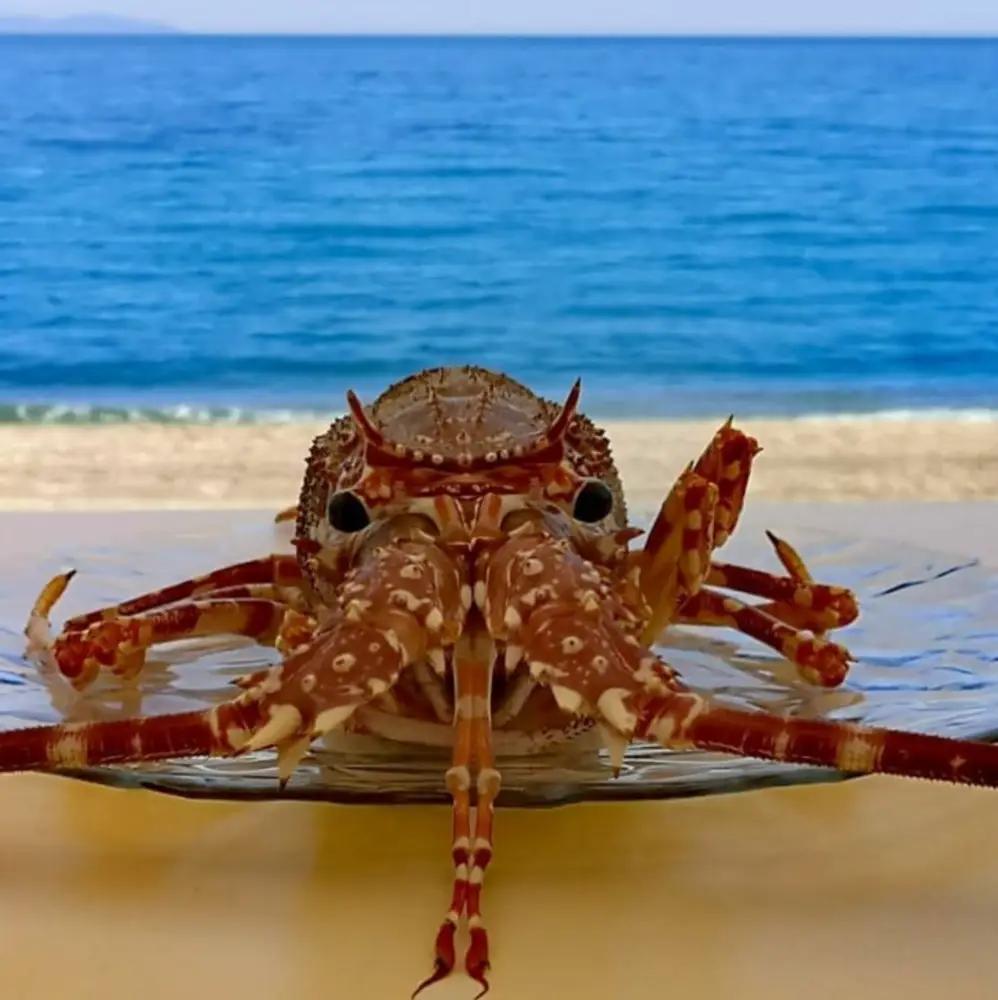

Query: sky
[[10, 0, 998, 35]]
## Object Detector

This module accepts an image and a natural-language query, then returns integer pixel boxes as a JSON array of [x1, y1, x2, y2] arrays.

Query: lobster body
[[292, 367, 635, 753], [15, 365, 998, 994]]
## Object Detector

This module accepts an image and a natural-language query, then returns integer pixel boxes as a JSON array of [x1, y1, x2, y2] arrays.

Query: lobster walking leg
[[7, 595, 437, 780], [765, 529, 813, 581], [705, 562, 858, 632], [706, 532, 858, 634], [678, 587, 851, 687], [39, 596, 293, 689], [639, 420, 761, 644], [165, 582, 308, 609], [691, 418, 760, 547], [60, 555, 304, 631], [639, 466, 718, 644]]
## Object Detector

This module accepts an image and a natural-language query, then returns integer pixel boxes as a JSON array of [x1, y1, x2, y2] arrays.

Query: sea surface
[[0, 35, 997, 422]]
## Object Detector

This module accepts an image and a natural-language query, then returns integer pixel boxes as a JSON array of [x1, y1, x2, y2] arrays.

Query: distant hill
[[0, 13, 180, 34]]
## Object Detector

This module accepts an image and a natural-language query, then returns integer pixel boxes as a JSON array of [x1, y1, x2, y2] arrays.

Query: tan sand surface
[[0, 416, 995, 509]]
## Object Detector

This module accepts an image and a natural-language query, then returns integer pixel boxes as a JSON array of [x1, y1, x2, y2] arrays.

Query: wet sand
[[0, 415, 995, 509]]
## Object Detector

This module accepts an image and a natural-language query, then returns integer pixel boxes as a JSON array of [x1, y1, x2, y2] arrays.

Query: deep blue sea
[[1, 35, 997, 422]]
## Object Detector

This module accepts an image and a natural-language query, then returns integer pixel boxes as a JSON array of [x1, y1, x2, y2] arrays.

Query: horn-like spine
[[546, 378, 582, 441], [345, 389, 386, 447]]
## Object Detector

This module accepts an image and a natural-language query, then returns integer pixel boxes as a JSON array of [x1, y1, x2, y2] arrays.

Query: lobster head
[[294, 366, 635, 603]]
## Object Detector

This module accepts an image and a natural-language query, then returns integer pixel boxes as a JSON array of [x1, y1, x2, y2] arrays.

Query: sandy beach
[[1, 415, 994, 510]]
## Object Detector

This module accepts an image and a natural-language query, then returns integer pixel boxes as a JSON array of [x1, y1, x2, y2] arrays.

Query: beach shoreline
[[2, 415, 995, 510]]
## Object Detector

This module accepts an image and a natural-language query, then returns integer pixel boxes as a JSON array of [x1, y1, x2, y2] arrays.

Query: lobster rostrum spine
[[13, 365, 998, 995]]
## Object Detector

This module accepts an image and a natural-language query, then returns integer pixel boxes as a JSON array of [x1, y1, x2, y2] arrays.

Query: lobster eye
[[327, 491, 370, 533], [572, 480, 614, 523]]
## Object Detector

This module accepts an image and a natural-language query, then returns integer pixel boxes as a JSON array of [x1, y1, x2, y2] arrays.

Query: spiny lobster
[[14, 365, 998, 996]]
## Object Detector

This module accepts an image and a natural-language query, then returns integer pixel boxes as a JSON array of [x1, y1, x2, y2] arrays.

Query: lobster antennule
[[416, 618, 499, 998], [636, 691, 998, 788]]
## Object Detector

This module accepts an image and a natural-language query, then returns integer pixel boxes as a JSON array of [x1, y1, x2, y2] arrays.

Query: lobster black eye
[[327, 491, 370, 533], [573, 480, 614, 523]]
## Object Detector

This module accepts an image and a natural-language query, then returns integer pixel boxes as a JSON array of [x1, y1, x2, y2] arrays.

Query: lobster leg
[[639, 466, 718, 644], [642, 420, 848, 666], [638, 421, 765, 645], [706, 531, 858, 634], [751, 531, 856, 636], [635, 689, 998, 789], [678, 587, 851, 687], [165, 582, 310, 611], [691, 419, 760, 547], [704, 563, 858, 633], [765, 528, 813, 581], [23, 534, 464, 772], [33, 590, 296, 690], [7, 590, 436, 781], [59, 555, 305, 631]]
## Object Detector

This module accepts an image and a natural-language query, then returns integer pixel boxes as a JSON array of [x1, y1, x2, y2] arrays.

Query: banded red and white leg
[[639, 423, 856, 686], [10, 538, 466, 781], [26, 572, 317, 690], [691, 417, 760, 547], [704, 531, 858, 634], [0, 616, 415, 782], [637, 464, 719, 644], [27, 555, 315, 686], [637, 419, 762, 623], [677, 588, 852, 687], [57, 554, 308, 631]]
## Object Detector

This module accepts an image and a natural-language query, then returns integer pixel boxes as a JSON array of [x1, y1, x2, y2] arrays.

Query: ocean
[[0, 35, 997, 422]]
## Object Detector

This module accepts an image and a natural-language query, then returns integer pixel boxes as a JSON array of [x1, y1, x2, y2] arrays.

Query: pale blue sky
[[13, 0, 998, 34]]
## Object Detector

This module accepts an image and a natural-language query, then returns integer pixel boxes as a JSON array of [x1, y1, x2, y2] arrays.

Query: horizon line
[[0, 26, 998, 41], [4, 30, 998, 40]]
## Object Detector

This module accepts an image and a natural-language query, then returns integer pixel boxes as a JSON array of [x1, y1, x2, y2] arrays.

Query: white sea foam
[[0, 402, 345, 425], [1, 401, 996, 426], [791, 408, 998, 424]]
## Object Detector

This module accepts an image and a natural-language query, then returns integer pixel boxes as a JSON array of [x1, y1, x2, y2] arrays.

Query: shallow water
[[1, 510, 996, 804]]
